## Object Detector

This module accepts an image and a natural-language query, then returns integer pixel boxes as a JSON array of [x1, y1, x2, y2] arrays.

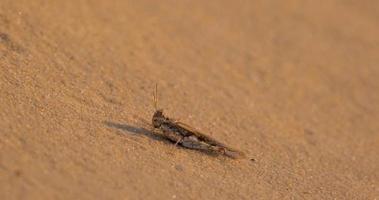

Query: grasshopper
[[151, 84, 246, 159]]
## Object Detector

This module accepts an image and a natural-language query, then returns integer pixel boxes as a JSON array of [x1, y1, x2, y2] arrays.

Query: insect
[[150, 84, 246, 159]]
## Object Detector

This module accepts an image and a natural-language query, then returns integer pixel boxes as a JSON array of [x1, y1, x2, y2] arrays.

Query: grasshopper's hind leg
[[181, 136, 213, 151]]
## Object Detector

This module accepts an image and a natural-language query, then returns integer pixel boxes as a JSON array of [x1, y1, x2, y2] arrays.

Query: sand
[[1, 0, 378, 199]]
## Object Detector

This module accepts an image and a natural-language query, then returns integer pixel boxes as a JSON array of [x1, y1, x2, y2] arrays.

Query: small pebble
[[175, 164, 184, 171]]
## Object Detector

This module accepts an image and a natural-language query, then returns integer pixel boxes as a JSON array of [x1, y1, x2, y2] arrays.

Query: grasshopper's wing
[[173, 121, 228, 147], [174, 121, 246, 159]]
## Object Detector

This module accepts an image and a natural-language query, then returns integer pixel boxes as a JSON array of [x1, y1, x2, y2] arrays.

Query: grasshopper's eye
[[152, 117, 160, 128], [152, 109, 164, 128]]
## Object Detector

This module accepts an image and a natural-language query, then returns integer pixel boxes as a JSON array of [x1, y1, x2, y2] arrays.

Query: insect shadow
[[104, 121, 220, 157], [104, 121, 167, 143]]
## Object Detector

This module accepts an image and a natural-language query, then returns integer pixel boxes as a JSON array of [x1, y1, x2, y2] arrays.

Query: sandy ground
[[1, 0, 379, 199]]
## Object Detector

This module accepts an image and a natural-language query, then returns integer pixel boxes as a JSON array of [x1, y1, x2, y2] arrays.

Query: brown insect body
[[151, 88, 245, 159], [152, 110, 245, 158]]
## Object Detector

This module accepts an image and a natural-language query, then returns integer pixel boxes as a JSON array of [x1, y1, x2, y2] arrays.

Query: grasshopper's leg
[[213, 146, 246, 159], [181, 136, 212, 151], [160, 129, 183, 144], [174, 138, 183, 146]]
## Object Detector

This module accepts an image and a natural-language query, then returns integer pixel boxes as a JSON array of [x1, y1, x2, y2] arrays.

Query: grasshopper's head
[[152, 109, 165, 128]]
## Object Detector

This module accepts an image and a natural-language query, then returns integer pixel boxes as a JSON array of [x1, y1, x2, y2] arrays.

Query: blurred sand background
[[1, 0, 379, 199]]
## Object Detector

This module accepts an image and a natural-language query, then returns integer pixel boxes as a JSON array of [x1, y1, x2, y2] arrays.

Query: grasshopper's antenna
[[153, 83, 158, 110]]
